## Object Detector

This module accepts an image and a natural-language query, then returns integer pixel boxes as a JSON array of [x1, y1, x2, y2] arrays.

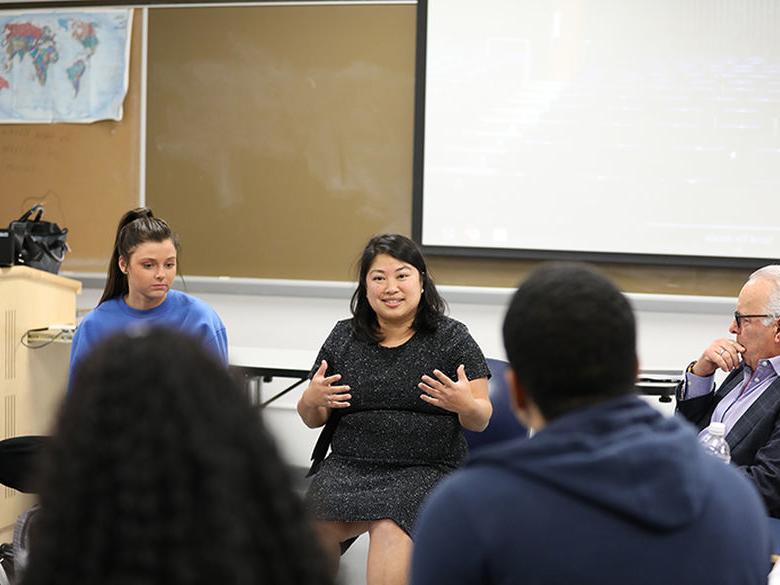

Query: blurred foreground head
[[502, 263, 638, 421], [24, 327, 331, 585]]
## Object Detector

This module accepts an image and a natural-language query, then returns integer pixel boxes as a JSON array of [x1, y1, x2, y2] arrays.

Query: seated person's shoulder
[[172, 291, 221, 319], [433, 315, 469, 336], [76, 298, 124, 331], [324, 319, 353, 340]]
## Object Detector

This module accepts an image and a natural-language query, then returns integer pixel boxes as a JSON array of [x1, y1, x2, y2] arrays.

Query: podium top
[[0, 265, 82, 293]]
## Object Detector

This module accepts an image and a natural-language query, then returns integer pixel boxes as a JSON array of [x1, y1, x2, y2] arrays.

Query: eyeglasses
[[733, 311, 777, 328]]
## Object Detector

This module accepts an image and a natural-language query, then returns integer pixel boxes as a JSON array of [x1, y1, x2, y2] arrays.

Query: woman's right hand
[[297, 360, 351, 428], [305, 360, 352, 409]]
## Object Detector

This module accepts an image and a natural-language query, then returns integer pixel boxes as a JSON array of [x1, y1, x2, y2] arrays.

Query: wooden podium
[[0, 266, 81, 533]]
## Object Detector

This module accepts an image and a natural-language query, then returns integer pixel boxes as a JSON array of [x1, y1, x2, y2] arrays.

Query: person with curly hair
[[22, 327, 331, 585]]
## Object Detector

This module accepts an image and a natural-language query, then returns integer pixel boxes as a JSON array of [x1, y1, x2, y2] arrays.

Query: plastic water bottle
[[699, 422, 731, 463]]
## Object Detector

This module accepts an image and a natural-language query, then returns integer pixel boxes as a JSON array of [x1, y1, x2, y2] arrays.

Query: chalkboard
[[0, 12, 142, 273], [146, 4, 417, 281]]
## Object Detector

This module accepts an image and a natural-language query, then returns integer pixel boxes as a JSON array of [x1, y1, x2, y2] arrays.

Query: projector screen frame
[[411, 0, 777, 271]]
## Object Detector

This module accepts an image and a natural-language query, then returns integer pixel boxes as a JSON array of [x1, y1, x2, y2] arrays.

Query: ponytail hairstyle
[[350, 234, 446, 342], [99, 208, 180, 305]]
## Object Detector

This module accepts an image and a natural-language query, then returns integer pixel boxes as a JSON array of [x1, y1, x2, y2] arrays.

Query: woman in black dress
[[297, 234, 492, 585]]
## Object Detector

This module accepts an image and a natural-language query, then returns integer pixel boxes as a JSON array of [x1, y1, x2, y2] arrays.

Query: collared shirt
[[681, 355, 780, 435]]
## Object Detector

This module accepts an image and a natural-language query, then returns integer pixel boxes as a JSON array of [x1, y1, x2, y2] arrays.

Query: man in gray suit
[[677, 264, 780, 516]]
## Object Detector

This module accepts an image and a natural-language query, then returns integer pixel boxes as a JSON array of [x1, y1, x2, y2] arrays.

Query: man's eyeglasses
[[733, 311, 777, 327]]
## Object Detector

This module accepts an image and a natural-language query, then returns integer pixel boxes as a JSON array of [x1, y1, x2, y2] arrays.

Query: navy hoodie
[[411, 395, 770, 585]]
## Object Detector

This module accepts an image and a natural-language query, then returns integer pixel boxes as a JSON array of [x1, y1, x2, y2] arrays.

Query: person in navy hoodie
[[411, 263, 770, 585], [70, 208, 227, 381]]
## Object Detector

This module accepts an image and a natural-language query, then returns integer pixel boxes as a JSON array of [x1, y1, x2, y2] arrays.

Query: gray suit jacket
[[677, 365, 780, 516]]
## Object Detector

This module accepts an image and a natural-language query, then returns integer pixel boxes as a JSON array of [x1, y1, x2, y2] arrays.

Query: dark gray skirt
[[305, 454, 454, 535]]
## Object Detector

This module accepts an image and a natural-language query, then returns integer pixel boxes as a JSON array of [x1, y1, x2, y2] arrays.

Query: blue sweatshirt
[[411, 395, 770, 585], [70, 290, 228, 380]]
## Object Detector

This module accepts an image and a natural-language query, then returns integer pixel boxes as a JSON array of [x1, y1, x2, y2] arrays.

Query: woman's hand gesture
[[305, 360, 352, 409], [297, 360, 351, 428], [418, 365, 474, 414], [419, 365, 492, 432]]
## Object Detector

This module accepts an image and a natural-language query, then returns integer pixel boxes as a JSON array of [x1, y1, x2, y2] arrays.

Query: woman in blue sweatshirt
[[69, 208, 228, 380]]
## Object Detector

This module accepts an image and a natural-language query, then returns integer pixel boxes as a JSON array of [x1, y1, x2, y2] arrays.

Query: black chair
[[463, 358, 528, 450], [0, 436, 48, 584], [0, 436, 47, 494]]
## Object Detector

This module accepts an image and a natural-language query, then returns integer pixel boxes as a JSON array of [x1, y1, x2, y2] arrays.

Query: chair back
[[463, 358, 528, 450]]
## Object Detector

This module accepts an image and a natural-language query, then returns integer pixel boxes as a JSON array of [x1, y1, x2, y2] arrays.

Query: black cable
[[20, 329, 65, 350]]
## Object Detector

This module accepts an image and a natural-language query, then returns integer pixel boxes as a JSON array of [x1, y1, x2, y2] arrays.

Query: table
[[229, 346, 314, 407], [635, 369, 681, 403]]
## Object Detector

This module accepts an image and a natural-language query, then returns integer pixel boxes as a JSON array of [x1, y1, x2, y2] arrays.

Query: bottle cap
[[708, 422, 726, 436]]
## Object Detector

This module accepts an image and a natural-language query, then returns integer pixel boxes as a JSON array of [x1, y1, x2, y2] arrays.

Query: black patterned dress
[[305, 316, 490, 535]]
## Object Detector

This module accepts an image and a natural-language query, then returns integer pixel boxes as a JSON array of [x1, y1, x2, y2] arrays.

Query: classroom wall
[[0, 3, 757, 296]]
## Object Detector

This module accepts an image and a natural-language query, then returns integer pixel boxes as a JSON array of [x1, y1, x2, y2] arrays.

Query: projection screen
[[413, 0, 780, 267]]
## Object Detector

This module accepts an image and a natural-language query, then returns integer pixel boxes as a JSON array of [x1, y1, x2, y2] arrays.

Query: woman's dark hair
[[350, 234, 446, 342], [23, 328, 331, 585], [99, 208, 180, 305]]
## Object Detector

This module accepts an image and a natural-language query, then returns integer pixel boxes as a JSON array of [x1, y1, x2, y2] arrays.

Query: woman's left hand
[[418, 365, 475, 414]]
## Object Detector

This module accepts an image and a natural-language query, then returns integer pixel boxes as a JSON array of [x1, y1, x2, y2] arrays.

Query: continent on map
[[31, 27, 58, 85], [71, 20, 98, 56], [4, 22, 42, 62], [3, 22, 59, 86], [66, 20, 99, 95], [66, 59, 86, 95]]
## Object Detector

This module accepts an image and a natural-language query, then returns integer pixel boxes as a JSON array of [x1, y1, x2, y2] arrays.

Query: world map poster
[[0, 10, 132, 123]]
